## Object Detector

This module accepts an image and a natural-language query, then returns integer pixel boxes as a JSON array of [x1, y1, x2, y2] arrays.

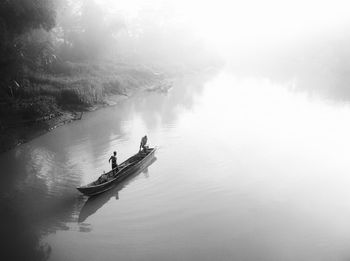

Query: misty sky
[[98, 0, 350, 52]]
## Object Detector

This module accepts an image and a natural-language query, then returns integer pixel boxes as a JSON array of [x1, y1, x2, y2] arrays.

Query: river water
[[2, 69, 350, 261]]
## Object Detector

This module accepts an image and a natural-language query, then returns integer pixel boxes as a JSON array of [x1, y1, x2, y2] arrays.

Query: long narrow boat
[[77, 147, 157, 196]]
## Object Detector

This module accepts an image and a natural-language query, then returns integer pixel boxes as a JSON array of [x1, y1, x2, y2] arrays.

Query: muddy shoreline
[[0, 80, 171, 154]]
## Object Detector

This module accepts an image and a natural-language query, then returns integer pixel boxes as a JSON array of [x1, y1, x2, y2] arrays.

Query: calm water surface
[[2, 70, 350, 261]]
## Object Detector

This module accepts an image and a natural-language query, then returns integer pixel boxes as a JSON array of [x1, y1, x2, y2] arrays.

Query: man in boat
[[139, 135, 148, 152], [109, 151, 118, 173]]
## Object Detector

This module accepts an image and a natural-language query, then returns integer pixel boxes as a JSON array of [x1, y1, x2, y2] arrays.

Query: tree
[[0, 0, 56, 96]]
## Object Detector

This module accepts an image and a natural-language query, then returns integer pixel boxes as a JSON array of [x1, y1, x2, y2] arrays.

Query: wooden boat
[[77, 147, 157, 196], [78, 157, 157, 222]]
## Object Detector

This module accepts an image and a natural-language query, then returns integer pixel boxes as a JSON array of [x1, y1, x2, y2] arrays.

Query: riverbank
[[0, 62, 171, 153]]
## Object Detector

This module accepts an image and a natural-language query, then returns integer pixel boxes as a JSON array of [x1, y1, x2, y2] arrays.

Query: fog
[[3, 0, 350, 81], [70, 0, 350, 100], [4, 1, 350, 260], [105, 0, 350, 51], [53, 0, 222, 70]]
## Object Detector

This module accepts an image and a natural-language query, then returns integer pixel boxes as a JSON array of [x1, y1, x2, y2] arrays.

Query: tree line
[[0, 0, 220, 100]]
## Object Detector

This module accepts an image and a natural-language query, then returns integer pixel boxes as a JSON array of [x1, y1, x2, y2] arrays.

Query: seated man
[[139, 135, 148, 152]]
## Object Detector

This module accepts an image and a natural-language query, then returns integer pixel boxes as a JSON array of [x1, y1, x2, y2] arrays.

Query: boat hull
[[77, 148, 157, 196]]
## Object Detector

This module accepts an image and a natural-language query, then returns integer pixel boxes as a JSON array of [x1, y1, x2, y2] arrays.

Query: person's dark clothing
[[109, 155, 118, 170], [139, 136, 148, 151]]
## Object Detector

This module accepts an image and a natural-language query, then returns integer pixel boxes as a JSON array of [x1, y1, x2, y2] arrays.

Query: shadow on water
[[0, 155, 157, 260], [78, 157, 157, 224], [0, 69, 220, 261], [0, 197, 52, 261]]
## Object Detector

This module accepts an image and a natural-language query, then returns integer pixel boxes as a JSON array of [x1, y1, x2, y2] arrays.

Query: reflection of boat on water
[[77, 147, 157, 196], [78, 157, 157, 223]]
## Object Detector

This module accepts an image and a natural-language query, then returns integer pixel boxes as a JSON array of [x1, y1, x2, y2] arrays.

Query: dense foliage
[[0, 0, 56, 95], [0, 0, 219, 115]]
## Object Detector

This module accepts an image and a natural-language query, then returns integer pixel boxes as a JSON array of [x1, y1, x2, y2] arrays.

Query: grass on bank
[[0, 61, 162, 124]]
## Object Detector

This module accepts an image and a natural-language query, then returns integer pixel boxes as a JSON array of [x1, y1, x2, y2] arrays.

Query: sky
[[98, 0, 350, 52]]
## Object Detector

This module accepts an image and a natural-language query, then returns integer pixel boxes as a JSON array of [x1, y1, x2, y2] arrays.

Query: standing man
[[139, 135, 148, 152], [109, 151, 118, 173]]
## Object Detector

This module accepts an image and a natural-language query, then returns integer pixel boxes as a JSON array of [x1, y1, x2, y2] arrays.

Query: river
[[2, 69, 350, 261]]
